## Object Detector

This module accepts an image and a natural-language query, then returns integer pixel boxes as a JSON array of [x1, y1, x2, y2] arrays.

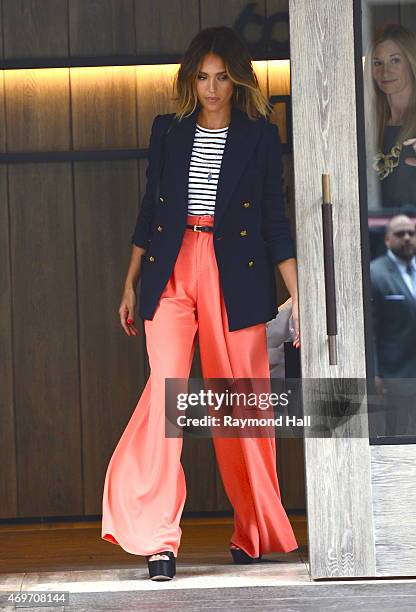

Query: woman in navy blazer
[[102, 26, 300, 581], [131, 105, 298, 332]]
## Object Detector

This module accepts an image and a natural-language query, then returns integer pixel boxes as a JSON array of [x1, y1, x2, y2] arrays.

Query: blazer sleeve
[[130, 114, 164, 248], [261, 122, 296, 265]]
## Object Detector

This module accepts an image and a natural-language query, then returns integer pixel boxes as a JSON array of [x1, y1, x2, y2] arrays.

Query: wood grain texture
[[73, 160, 148, 514], [8, 163, 83, 516], [253, 60, 268, 99], [4, 69, 70, 151], [134, 0, 199, 54], [0, 0, 304, 519], [289, 0, 375, 578], [182, 438, 228, 512], [0, 516, 306, 574], [136, 65, 179, 147], [69, 0, 136, 57], [2, 0, 68, 59], [268, 60, 291, 96], [0, 71, 5, 152], [71, 66, 137, 150], [0, 164, 17, 518], [371, 445, 416, 576]]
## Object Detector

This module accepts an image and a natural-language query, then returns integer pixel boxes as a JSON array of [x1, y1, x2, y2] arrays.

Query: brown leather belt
[[186, 224, 214, 233]]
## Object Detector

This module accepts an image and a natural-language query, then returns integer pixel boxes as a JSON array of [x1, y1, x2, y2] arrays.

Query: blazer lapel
[[165, 106, 263, 230], [214, 107, 263, 233], [165, 108, 198, 214], [385, 255, 416, 304]]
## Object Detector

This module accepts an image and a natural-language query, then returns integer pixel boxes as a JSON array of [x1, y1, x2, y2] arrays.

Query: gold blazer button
[[157, 225, 163, 232], [159, 196, 164, 203], [240, 229, 247, 237], [248, 260, 254, 267], [149, 255, 155, 262], [243, 201, 251, 208]]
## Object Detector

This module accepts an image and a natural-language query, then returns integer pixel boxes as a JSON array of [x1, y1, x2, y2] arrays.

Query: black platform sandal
[[146, 551, 176, 581], [230, 545, 262, 564]]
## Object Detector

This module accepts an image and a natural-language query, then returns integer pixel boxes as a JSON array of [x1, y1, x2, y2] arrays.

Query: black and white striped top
[[187, 123, 229, 216]]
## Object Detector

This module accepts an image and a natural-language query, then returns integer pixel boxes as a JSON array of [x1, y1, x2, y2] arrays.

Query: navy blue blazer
[[131, 106, 296, 332]]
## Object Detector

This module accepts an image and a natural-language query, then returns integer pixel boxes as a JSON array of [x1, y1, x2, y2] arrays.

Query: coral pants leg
[[101, 214, 298, 557]]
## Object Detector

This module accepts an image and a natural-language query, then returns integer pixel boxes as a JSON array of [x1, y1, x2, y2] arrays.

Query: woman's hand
[[403, 138, 416, 166], [119, 287, 139, 336], [276, 258, 300, 349], [291, 297, 300, 349]]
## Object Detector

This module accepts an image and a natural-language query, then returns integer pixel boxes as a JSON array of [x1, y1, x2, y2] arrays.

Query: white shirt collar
[[387, 249, 416, 272]]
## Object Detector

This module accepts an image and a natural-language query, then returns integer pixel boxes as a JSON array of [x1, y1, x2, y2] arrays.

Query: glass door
[[289, 0, 416, 578], [360, 0, 416, 444]]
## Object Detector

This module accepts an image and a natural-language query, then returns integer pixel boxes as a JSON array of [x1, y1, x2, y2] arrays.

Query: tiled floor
[[1, 518, 415, 610]]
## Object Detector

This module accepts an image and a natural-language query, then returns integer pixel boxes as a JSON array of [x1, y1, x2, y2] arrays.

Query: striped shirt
[[187, 123, 229, 216]]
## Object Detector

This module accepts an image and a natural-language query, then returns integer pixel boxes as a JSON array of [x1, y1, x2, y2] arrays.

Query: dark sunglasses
[[393, 230, 416, 238]]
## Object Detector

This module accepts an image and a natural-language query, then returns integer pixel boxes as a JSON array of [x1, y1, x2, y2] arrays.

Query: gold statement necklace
[[373, 143, 403, 180]]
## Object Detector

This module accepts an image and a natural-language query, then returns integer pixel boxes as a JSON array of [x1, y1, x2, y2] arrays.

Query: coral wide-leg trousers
[[101, 214, 298, 558]]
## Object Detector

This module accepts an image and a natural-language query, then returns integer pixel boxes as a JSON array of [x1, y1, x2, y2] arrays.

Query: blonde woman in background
[[364, 23, 416, 209]]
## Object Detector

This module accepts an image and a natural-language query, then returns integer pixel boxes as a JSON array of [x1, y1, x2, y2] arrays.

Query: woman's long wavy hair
[[173, 26, 271, 121], [364, 23, 416, 153]]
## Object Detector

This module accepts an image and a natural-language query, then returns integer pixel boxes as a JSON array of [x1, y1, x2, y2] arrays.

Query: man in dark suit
[[370, 214, 416, 437]]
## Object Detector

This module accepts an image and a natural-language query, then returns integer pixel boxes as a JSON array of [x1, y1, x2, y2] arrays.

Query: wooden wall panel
[[183, 438, 230, 512], [69, 0, 136, 57], [0, 165, 17, 518], [201, 0, 259, 29], [268, 60, 290, 95], [2, 0, 68, 58], [136, 65, 179, 147], [277, 438, 305, 509], [268, 60, 290, 144], [73, 160, 148, 514], [71, 67, 137, 149], [253, 60, 268, 98], [4, 69, 70, 151], [135, 0, 199, 54], [9, 163, 83, 516], [0, 72, 5, 151], [0, 0, 305, 519], [0, 0, 3, 150]]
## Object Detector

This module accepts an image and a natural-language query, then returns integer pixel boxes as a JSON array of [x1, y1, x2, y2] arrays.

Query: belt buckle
[[193, 224, 203, 232]]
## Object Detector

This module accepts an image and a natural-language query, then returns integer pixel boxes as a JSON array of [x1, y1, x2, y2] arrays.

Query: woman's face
[[372, 39, 413, 96], [195, 52, 234, 114]]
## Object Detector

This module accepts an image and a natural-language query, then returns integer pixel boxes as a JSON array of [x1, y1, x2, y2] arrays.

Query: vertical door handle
[[322, 174, 338, 365]]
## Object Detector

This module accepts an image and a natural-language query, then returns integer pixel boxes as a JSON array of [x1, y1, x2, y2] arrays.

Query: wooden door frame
[[289, 0, 376, 578]]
